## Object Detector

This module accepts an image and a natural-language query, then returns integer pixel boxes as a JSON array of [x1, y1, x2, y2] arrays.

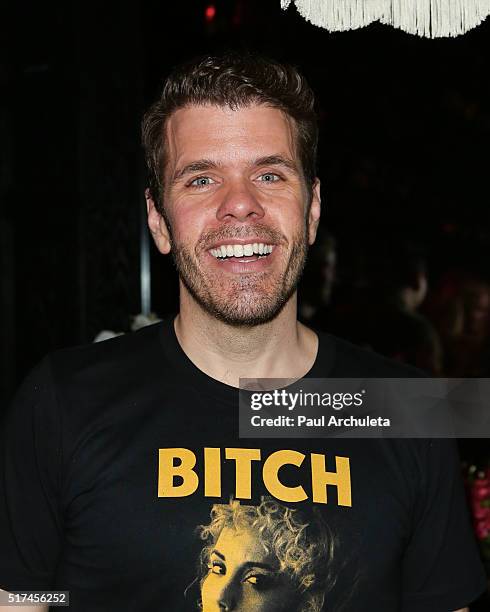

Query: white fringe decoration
[[281, 0, 490, 38]]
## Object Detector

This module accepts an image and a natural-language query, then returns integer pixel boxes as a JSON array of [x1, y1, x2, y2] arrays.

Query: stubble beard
[[171, 224, 309, 327]]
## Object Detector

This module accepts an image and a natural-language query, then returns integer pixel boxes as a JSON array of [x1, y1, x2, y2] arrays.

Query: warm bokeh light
[[205, 5, 216, 22]]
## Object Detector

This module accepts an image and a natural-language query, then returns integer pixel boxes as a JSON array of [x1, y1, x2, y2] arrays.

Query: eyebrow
[[172, 155, 299, 184], [172, 159, 221, 184], [253, 155, 299, 174], [210, 549, 275, 571]]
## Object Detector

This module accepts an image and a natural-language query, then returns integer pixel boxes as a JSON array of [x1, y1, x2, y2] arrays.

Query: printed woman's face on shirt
[[200, 526, 301, 612]]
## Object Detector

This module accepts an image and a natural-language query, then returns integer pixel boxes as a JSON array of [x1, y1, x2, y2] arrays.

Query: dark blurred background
[[1, 0, 490, 604]]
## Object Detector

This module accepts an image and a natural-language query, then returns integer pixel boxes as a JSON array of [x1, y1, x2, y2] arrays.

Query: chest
[[57, 405, 415, 609]]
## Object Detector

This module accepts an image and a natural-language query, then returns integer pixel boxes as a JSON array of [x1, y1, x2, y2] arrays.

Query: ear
[[146, 188, 171, 255], [307, 178, 321, 245]]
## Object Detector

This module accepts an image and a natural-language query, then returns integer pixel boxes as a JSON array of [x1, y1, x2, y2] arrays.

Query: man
[[0, 53, 485, 611]]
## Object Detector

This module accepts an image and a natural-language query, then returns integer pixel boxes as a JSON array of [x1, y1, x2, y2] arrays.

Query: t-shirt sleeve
[[401, 438, 487, 611], [0, 356, 63, 591]]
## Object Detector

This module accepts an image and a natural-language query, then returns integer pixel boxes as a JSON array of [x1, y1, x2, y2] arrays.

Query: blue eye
[[259, 173, 280, 183], [190, 176, 215, 187]]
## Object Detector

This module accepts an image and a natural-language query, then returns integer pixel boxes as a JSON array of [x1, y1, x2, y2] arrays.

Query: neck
[[174, 286, 318, 388]]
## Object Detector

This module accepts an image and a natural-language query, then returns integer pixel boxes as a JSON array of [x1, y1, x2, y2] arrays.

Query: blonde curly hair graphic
[[196, 497, 336, 612]]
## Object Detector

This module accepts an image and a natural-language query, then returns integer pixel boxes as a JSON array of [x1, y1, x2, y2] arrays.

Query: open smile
[[209, 242, 275, 260], [206, 241, 277, 273]]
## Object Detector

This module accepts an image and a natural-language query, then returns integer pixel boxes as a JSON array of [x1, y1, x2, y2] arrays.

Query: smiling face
[[200, 527, 302, 612], [147, 103, 321, 326]]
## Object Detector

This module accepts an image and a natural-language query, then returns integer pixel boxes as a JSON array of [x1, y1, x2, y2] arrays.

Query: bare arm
[[453, 608, 469, 612], [0, 589, 48, 612]]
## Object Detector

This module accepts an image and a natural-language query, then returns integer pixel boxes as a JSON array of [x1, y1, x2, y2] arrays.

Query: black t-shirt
[[0, 319, 486, 611]]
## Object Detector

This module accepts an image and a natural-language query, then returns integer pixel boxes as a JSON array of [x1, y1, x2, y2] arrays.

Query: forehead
[[215, 527, 271, 564], [164, 104, 297, 174]]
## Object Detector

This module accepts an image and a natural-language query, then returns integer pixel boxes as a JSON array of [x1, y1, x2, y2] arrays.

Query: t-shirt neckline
[[158, 317, 335, 404]]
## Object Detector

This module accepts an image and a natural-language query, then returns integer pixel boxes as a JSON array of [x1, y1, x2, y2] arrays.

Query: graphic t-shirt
[[0, 319, 486, 611]]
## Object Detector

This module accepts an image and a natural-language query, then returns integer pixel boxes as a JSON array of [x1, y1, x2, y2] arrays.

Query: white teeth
[[210, 243, 274, 258]]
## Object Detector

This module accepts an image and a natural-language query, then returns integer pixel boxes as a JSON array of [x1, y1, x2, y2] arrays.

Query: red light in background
[[205, 5, 216, 21], [442, 223, 456, 234]]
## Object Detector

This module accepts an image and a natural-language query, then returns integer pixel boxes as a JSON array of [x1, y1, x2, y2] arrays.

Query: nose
[[216, 180, 265, 223], [217, 578, 239, 611]]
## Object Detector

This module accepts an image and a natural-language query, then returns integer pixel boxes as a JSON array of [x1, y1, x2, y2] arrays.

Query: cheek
[[270, 191, 305, 219], [165, 195, 202, 242], [256, 583, 302, 612], [240, 585, 292, 612], [170, 212, 203, 247], [200, 574, 217, 604], [265, 207, 306, 250], [170, 201, 221, 249]]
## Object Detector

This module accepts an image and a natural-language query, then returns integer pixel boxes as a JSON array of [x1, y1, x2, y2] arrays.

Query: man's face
[[148, 103, 320, 326]]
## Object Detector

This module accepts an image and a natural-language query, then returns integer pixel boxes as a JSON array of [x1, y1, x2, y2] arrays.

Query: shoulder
[[12, 321, 174, 431], [47, 321, 167, 388]]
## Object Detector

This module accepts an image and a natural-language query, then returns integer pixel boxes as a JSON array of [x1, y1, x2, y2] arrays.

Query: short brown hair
[[141, 52, 318, 215]]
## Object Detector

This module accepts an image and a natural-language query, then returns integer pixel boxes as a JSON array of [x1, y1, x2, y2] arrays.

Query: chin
[[197, 289, 295, 328]]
